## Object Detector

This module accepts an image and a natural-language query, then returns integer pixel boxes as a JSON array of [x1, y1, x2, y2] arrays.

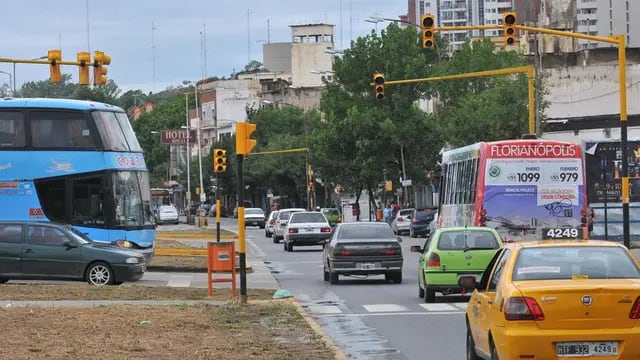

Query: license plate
[[358, 262, 380, 270], [556, 342, 618, 357]]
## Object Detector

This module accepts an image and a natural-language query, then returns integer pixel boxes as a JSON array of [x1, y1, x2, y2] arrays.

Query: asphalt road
[[237, 217, 470, 360]]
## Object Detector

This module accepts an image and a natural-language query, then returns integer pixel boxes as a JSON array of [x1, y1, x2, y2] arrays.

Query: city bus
[[0, 98, 155, 263], [437, 138, 588, 242], [151, 188, 171, 209]]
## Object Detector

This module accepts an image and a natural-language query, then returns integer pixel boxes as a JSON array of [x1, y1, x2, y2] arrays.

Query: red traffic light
[[504, 13, 516, 25]]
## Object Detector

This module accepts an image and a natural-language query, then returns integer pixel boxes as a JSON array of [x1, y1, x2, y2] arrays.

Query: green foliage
[[433, 39, 532, 146]]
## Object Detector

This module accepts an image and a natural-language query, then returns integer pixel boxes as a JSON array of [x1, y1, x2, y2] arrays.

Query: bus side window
[[0, 111, 25, 147]]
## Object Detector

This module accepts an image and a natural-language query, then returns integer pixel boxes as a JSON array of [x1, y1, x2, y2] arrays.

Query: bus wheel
[[86, 262, 114, 286]]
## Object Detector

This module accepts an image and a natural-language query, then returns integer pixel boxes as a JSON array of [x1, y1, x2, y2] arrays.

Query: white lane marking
[[363, 304, 410, 313], [297, 294, 312, 302], [246, 236, 266, 257], [166, 274, 193, 287], [307, 305, 343, 314], [454, 303, 469, 310], [318, 311, 465, 317], [419, 303, 459, 312]]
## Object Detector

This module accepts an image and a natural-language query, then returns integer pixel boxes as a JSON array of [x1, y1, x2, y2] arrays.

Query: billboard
[[160, 130, 197, 145], [584, 141, 640, 203]]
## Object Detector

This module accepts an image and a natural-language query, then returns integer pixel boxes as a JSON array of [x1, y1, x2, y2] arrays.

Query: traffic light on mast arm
[[77, 51, 91, 85], [213, 148, 227, 173], [236, 122, 257, 155], [421, 14, 435, 49], [48, 50, 62, 83], [93, 51, 111, 86], [373, 73, 385, 100], [503, 12, 517, 46]]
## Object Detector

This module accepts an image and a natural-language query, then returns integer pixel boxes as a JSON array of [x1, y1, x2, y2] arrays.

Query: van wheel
[[329, 271, 339, 284], [425, 286, 436, 303], [466, 326, 481, 360], [418, 283, 425, 298], [490, 341, 499, 360]]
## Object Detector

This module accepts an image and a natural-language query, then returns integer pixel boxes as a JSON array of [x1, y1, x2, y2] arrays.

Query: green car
[[410, 226, 502, 303], [321, 208, 342, 227]]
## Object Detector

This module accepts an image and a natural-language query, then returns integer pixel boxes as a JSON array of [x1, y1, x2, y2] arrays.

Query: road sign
[[401, 179, 412, 187], [160, 129, 197, 145]]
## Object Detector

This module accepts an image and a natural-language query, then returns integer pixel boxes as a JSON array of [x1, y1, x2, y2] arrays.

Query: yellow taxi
[[459, 240, 640, 360]]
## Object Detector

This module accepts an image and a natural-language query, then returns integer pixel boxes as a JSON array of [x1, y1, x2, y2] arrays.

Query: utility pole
[[247, 9, 251, 63], [152, 21, 157, 92]]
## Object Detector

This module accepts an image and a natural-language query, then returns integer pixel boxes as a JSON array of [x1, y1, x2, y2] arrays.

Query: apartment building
[[576, 0, 638, 49]]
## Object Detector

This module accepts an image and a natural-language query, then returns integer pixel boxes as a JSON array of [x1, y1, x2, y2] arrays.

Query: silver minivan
[[272, 208, 306, 243]]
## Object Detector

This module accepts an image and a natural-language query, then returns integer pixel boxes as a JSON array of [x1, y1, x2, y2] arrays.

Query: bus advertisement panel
[[439, 139, 587, 242]]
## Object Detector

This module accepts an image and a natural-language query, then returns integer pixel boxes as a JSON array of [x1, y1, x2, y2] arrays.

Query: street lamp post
[[194, 83, 205, 204]]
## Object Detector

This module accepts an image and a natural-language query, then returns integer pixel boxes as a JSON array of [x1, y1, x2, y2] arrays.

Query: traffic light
[[236, 122, 257, 155], [421, 14, 435, 49], [93, 51, 111, 85], [77, 51, 90, 85], [48, 50, 62, 83], [373, 73, 385, 100], [503, 12, 517, 46], [213, 148, 227, 173]]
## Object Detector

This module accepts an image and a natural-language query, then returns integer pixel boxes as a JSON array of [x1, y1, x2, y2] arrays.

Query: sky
[[0, 0, 407, 94]]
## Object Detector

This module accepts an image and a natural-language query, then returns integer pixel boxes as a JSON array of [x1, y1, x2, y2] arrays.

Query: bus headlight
[[116, 240, 133, 248], [125, 257, 140, 264]]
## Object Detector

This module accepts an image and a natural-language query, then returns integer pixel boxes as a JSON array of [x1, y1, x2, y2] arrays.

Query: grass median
[[0, 302, 337, 360], [151, 239, 212, 269]]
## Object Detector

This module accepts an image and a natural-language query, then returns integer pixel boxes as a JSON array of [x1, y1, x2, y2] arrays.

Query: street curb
[[146, 265, 253, 273], [0, 299, 228, 308], [289, 298, 349, 360]]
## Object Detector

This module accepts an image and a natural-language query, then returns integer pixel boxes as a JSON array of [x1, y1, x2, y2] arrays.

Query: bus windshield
[[113, 171, 154, 227], [92, 111, 142, 152]]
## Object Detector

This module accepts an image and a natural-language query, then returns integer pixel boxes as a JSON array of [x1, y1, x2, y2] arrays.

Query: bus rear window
[[0, 111, 25, 147]]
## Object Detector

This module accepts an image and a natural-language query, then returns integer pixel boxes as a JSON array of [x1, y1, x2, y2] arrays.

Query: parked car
[[244, 208, 266, 228], [321, 208, 342, 227], [156, 205, 179, 225], [265, 211, 279, 238], [409, 208, 437, 238], [428, 210, 439, 234], [0, 222, 146, 286], [411, 226, 502, 303], [283, 211, 332, 252], [391, 208, 414, 235], [273, 208, 306, 243], [323, 222, 403, 284], [461, 240, 640, 360]]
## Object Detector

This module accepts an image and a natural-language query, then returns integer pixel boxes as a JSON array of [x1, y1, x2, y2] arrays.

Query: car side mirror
[[410, 245, 422, 253], [63, 240, 77, 249], [396, 236, 403, 243], [458, 275, 478, 292]]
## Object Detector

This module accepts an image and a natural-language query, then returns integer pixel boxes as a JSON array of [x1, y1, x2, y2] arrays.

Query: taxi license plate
[[556, 342, 618, 357], [358, 262, 380, 270]]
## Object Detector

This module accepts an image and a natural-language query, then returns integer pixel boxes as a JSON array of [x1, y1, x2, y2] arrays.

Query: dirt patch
[[150, 255, 207, 268], [155, 239, 200, 249], [0, 303, 336, 360], [0, 284, 275, 301]]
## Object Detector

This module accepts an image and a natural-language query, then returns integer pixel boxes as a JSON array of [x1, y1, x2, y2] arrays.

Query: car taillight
[[397, 217, 404, 222], [382, 243, 401, 255], [504, 297, 544, 321], [333, 246, 353, 256], [321, 227, 332, 233], [629, 297, 640, 319], [269, 219, 275, 225], [427, 253, 440, 267], [288, 228, 298, 234]]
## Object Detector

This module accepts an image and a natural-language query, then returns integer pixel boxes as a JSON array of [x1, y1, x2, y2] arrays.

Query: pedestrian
[[383, 204, 393, 225]]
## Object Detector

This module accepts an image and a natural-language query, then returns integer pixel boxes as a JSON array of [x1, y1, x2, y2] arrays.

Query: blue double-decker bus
[[0, 98, 155, 263]]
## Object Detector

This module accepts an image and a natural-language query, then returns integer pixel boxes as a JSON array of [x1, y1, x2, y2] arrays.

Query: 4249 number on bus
[[543, 228, 580, 239]]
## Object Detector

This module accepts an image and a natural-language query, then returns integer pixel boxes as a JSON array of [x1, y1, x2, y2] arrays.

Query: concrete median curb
[[147, 264, 253, 273]]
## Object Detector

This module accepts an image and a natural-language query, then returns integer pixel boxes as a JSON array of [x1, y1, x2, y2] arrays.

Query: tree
[[243, 60, 263, 72], [19, 74, 77, 98], [433, 39, 535, 146], [313, 24, 445, 211]]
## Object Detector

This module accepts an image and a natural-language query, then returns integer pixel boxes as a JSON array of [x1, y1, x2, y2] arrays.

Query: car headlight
[[116, 240, 133, 248], [126, 257, 139, 264]]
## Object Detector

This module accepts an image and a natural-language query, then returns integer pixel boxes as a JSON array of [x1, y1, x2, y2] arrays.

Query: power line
[[549, 79, 640, 104]]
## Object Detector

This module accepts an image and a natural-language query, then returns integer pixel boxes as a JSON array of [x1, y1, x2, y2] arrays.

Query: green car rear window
[[323, 209, 340, 216], [437, 231, 499, 250]]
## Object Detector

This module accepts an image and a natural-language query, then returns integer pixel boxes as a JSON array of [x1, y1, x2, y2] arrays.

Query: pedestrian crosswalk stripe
[[454, 303, 468, 310], [307, 305, 342, 314], [166, 274, 193, 288], [418, 303, 459, 312], [362, 304, 409, 313]]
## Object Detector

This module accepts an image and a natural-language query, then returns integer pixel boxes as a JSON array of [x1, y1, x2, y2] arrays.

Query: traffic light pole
[[374, 66, 536, 134], [236, 154, 247, 303], [216, 173, 221, 243]]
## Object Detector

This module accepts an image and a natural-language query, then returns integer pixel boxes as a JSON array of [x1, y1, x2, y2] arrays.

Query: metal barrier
[[207, 241, 237, 297]]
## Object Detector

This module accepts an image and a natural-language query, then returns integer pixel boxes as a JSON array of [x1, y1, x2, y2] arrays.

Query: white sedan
[[156, 205, 179, 225], [283, 211, 332, 252]]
